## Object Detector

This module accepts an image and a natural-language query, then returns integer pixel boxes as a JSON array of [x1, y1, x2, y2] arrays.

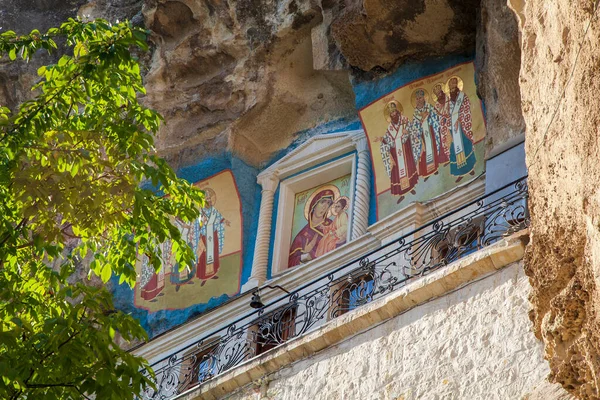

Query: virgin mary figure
[[288, 188, 337, 268]]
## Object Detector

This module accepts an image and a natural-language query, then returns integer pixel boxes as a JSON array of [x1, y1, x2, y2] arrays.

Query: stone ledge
[[174, 231, 528, 400]]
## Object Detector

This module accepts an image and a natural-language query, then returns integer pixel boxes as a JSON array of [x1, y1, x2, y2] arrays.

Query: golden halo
[[203, 187, 217, 206], [328, 195, 350, 218], [383, 100, 403, 122], [430, 82, 447, 103], [445, 76, 464, 94], [304, 185, 340, 221], [410, 88, 430, 109]]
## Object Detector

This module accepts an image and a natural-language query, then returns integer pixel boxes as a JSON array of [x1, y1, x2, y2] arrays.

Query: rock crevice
[[516, 0, 600, 397]]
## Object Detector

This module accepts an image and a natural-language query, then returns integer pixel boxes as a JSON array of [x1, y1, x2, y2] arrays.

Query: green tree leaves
[[0, 18, 204, 399]]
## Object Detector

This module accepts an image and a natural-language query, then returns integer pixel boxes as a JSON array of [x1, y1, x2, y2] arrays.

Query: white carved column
[[351, 133, 371, 240], [241, 174, 279, 291]]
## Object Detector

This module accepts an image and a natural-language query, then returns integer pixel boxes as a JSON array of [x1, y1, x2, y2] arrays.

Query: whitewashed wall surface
[[224, 261, 569, 400]]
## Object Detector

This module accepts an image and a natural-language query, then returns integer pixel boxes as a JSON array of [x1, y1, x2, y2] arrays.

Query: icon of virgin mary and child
[[288, 185, 350, 269]]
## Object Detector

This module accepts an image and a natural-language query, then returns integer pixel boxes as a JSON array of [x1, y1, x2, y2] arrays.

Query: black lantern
[[249, 285, 290, 309], [249, 292, 264, 309]]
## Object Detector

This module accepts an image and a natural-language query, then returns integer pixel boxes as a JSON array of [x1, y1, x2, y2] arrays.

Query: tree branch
[[0, 217, 29, 247], [74, 385, 93, 400], [25, 383, 76, 388], [39, 330, 81, 365]]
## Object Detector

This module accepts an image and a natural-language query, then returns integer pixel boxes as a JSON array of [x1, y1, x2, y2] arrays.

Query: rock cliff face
[[0, 0, 146, 110], [514, 0, 600, 398], [140, 0, 357, 168], [475, 0, 525, 157], [331, 0, 479, 72], [0, 0, 482, 168], [139, 0, 482, 167], [0, 0, 84, 110]]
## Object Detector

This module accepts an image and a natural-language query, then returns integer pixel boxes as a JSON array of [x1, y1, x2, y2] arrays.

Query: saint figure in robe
[[167, 218, 196, 292], [377, 101, 419, 204], [139, 243, 167, 301], [432, 83, 450, 165], [288, 189, 336, 268], [192, 188, 229, 286], [411, 89, 443, 180], [441, 77, 477, 182]]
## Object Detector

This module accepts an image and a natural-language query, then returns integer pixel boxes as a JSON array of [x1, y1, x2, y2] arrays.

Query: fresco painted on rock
[[358, 61, 486, 220], [135, 170, 243, 311], [288, 174, 352, 268]]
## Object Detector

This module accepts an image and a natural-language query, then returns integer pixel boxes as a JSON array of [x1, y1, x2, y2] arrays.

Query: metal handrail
[[140, 176, 529, 399]]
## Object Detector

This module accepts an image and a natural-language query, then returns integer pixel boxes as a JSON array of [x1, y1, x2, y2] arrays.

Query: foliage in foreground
[[0, 19, 204, 399]]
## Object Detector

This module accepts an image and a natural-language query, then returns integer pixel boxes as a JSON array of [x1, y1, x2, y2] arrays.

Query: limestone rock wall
[[0, 0, 85, 110], [516, 0, 600, 398], [475, 0, 525, 157], [224, 263, 572, 400], [141, 0, 358, 168], [331, 0, 480, 72], [1, 0, 487, 169], [0, 0, 358, 168], [140, 0, 484, 168]]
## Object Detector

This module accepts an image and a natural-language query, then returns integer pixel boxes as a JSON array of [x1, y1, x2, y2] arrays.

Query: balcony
[[138, 177, 529, 400]]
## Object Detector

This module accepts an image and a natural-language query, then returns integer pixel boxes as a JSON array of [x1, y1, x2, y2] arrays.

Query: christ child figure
[[315, 197, 350, 258]]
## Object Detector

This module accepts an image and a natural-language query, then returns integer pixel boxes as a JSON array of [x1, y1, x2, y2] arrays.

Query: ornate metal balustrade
[[140, 177, 529, 400]]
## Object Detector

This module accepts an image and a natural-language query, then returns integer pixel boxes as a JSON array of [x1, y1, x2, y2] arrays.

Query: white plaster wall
[[224, 262, 561, 400]]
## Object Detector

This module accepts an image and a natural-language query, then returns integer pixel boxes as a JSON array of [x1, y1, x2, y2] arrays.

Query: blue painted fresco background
[[352, 54, 476, 110]]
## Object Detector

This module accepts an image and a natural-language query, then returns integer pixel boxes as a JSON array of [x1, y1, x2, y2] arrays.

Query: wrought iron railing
[[140, 177, 529, 399]]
